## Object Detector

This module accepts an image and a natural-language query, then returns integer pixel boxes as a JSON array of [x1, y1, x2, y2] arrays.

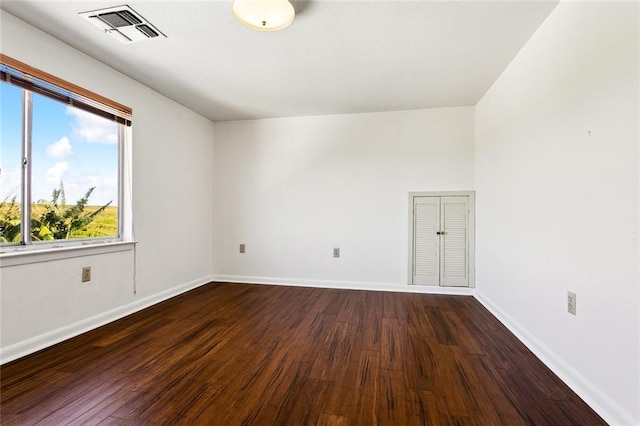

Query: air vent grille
[[136, 24, 158, 38], [79, 5, 166, 44], [98, 10, 142, 27]]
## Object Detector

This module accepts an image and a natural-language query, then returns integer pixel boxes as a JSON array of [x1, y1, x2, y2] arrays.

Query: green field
[[0, 203, 118, 242], [72, 205, 118, 238]]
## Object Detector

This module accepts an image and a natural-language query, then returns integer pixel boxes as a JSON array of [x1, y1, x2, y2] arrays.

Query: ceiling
[[1, 1, 558, 122]]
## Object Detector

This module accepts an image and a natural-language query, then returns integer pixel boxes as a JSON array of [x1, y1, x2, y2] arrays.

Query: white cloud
[[67, 107, 118, 144], [45, 136, 73, 159], [46, 161, 69, 186], [61, 174, 118, 206], [0, 166, 22, 202]]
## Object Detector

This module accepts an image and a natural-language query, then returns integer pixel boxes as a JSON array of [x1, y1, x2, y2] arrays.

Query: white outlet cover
[[567, 291, 576, 315]]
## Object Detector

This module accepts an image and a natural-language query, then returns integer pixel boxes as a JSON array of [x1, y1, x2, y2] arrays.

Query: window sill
[[0, 241, 136, 268]]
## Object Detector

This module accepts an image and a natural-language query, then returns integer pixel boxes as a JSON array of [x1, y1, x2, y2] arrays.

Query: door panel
[[413, 197, 440, 285], [441, 197, 469, 287]]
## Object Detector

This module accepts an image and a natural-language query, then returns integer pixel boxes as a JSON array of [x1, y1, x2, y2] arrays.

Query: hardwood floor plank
[[97, 416, 145, 425], [380, 318, 406, 372], [409, 389, 444, 425], [426, 306, 459, 346], [464, 354, 529, 425], [0, 283, 606, 425], [316, 413, 349, 426]]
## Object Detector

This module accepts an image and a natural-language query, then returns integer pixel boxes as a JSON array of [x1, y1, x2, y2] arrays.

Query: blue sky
[[1, 82, 118, 206]]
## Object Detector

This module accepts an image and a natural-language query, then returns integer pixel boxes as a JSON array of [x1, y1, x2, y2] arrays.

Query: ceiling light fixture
[[232, 0, 295, 31]]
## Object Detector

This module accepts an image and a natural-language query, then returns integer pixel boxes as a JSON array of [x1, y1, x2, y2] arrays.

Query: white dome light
[[232, 0, 295, 32]]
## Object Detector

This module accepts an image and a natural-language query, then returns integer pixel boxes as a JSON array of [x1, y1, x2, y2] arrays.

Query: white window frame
[[0, 55, 134, 263]]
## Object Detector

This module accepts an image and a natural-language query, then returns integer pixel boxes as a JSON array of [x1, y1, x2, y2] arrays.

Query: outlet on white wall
[[81, 267, 91, 283], [567, 291, 576, 315]]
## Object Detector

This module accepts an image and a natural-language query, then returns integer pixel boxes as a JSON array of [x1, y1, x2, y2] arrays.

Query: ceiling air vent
[[79, 5, 166, 44]]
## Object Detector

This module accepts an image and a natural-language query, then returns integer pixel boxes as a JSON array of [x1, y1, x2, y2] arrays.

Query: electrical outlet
[[567, 291, 576, 315], [82, 266, 91, 283], [239, 244, 245, 254], [333, 248, 340, 258]]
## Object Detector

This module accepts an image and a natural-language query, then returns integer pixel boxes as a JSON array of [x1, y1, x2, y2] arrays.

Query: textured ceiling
[[1, 1, 558, 122]]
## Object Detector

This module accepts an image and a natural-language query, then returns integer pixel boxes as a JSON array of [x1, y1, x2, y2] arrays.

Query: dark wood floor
[[1, 283, 605, 425]]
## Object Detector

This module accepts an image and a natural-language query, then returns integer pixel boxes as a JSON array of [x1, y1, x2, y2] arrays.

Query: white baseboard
[[475, 291, 638, 426], [211, 274, 475, 296], [0, 274, 214, 365]]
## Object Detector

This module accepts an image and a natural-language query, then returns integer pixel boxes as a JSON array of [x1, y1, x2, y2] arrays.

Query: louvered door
[[412, 197, 441, 285], [440, 197, 469, 287], [411, 195, 470, 287]]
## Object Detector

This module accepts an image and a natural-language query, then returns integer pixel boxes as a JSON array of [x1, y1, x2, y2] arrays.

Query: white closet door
[[412, 197, 440, 285], [440, 196, 469, 287]]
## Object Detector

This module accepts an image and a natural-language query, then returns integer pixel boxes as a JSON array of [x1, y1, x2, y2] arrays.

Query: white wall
[[212, 108, 474, 290], [474, 2, 639, 424], [0, 11, 215, 361]]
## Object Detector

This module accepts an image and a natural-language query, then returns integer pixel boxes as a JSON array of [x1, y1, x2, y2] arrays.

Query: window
[[0, 55, 132, 248]]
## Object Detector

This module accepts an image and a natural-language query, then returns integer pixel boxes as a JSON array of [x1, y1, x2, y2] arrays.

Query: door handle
[[437, 231, 446, 235]]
